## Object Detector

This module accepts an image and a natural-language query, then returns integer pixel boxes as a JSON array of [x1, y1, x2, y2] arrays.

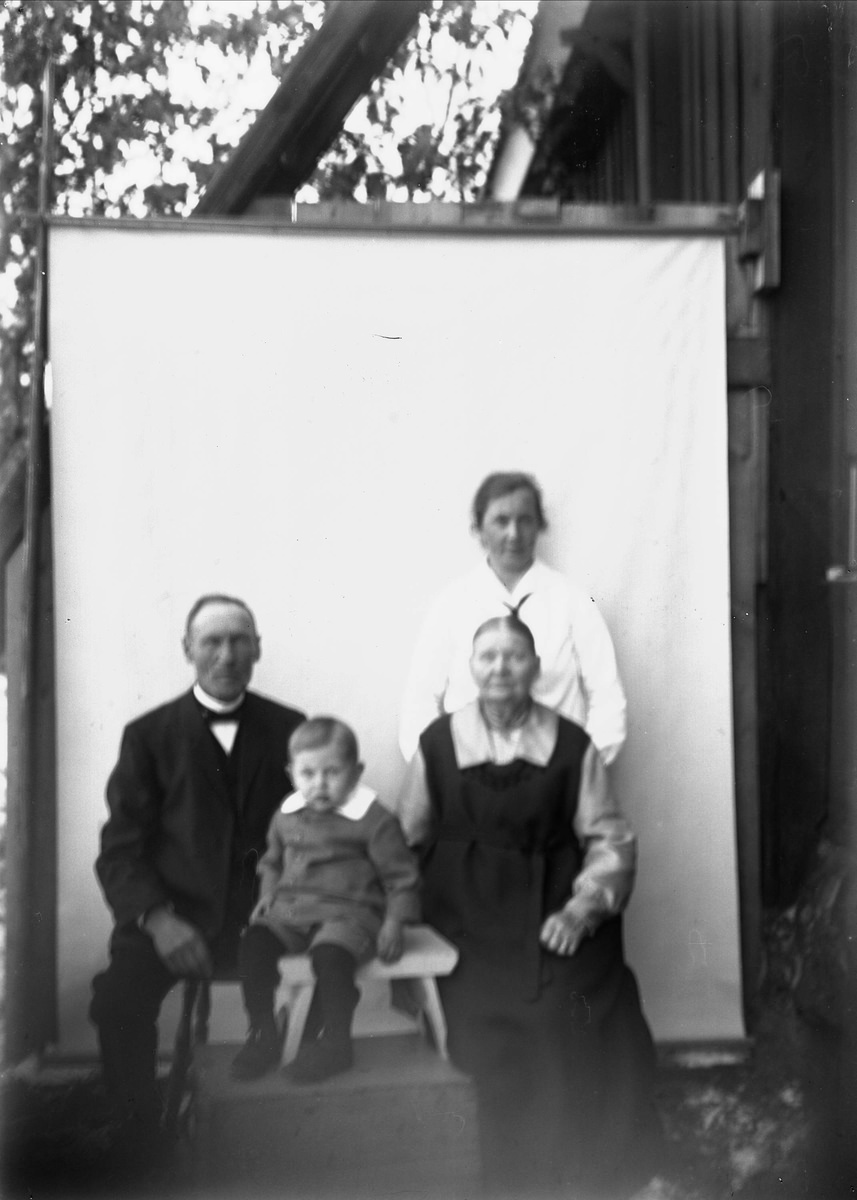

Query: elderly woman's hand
[[539, 907, 590, 957]]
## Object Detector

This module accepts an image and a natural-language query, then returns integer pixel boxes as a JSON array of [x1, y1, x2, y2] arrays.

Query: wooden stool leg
[[281, 983, 315, 1065], [194, 980, 212, 1045], [411, 977, 448, 1060]]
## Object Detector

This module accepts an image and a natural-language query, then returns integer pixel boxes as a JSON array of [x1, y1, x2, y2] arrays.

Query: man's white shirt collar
[[193, 683, 245, 714], [194, 684, 244, 753], [280, 782, 377, 820]]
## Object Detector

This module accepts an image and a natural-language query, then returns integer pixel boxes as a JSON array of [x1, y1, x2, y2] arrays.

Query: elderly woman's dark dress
[[397, 699, 662, 1198]]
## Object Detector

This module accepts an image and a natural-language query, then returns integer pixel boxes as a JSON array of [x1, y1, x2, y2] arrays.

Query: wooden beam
[[701, 0, 722, 199], [6, 57, 57, 1064], [719, 0, 741, 202], [678, 3, 694, 199], [4, 515, 57, 1063], [52, 201, 740, 237], [195, 0, 427, 216], [679, 3, 701, 200], [631, 2, 652, 204]]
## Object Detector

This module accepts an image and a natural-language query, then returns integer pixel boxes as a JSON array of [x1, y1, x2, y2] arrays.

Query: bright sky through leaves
[[0, 1, 537, 410], [47, 1, 536, 215]]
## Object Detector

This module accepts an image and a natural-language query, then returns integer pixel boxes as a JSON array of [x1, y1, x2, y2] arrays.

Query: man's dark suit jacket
[[96, 689, 305, 943]]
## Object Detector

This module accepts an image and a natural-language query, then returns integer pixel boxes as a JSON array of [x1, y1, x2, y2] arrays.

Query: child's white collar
[[280, 782, 377, 821]]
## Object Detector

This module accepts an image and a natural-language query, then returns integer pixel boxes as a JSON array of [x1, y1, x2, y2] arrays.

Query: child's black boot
[[286, 944, 358, 1084], [230, 1012, 282, 1080]]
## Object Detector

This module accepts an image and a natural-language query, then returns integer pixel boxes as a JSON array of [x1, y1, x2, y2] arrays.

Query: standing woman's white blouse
[[398, 558, 627, 764]]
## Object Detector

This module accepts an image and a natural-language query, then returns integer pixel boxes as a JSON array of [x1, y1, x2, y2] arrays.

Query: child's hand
[[540, 909, 588, 957], [251, 894, 273, 921], [376, 917, 405, 963]]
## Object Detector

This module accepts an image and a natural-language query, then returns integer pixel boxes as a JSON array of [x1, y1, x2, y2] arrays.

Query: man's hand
[[143, 907, 212, 978], [539, 908, 589, 957], [376, 917, 405, 963]]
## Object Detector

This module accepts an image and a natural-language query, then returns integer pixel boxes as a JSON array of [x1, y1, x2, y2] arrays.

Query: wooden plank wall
[[638, 0, 839, 910], [764, 2, 836, 902], [569, 0, 776, 1010], [532, 0, 811, 1008]]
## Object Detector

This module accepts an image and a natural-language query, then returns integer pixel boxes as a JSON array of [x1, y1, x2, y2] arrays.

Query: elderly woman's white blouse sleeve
[[392, 748, 435, 848], [570, 741, 636, 919]]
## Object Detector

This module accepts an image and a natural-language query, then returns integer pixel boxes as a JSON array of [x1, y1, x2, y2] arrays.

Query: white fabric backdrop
[[49, 222, 743, 1051]]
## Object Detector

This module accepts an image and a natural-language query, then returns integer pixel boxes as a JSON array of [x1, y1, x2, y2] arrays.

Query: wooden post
[[828, 0, 857, 886], [6, 57, 57, 1064], [632, 2, 651, 204]]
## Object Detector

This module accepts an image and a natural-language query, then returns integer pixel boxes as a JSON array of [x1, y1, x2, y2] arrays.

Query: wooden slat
[[7, 58, 57, 1066], [827, 0, 857, 878], [719, 0, 742, 201], [727, 385, 767, 1026], [679, 3, 694, 199], [690, 4, 705, 199], [4, 511, 57, 1063], [632, 3, 652, 203], [738, 0, 775, 186], [50, 202, 740, 237], [701, 0, 723, 199]]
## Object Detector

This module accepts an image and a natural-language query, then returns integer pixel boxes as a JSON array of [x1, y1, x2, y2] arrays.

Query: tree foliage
[[309, 0, 530, 203], [0, 0, 533, 469]]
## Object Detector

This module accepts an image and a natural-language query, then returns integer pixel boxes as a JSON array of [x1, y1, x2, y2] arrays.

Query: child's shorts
[[257, 909, 378, 964]]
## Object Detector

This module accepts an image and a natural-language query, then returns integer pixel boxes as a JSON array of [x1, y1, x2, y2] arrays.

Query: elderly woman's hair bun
[[472, 614, 538, 656], [471, 472, 548, 531]]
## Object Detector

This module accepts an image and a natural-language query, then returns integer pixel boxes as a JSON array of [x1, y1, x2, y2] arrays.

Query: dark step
[[192, 1034, 481, 1198]]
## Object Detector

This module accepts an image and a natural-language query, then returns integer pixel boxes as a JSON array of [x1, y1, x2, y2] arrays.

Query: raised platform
[[192, 1034, 481, 1199]]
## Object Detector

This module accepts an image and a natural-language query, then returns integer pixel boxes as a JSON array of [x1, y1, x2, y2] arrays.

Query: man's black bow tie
[[202, 704, 244, 725]]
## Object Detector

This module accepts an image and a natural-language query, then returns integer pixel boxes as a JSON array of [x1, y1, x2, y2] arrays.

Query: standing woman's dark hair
[[471, 472, 548, 531]]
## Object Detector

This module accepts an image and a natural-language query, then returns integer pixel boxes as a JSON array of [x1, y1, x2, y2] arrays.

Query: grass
[[2, 1069, 129, 1197]]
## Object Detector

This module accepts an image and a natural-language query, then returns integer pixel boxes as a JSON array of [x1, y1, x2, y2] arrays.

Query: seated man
[[90, 593, 305, 1159]]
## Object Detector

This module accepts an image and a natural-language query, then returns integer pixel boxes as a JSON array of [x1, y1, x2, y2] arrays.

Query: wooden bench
[[275, 923, 459, 1065]]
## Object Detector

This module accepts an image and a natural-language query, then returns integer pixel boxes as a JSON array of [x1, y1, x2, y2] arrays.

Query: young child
[[231, 716, 420, 1084]]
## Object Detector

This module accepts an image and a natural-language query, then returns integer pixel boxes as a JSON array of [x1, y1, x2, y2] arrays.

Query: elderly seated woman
[[394, 614, 662, 1200]]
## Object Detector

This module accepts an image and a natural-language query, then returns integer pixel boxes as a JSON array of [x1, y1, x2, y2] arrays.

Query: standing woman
[[394, 615, 661, 1199], [398, 472, 626, 765]]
